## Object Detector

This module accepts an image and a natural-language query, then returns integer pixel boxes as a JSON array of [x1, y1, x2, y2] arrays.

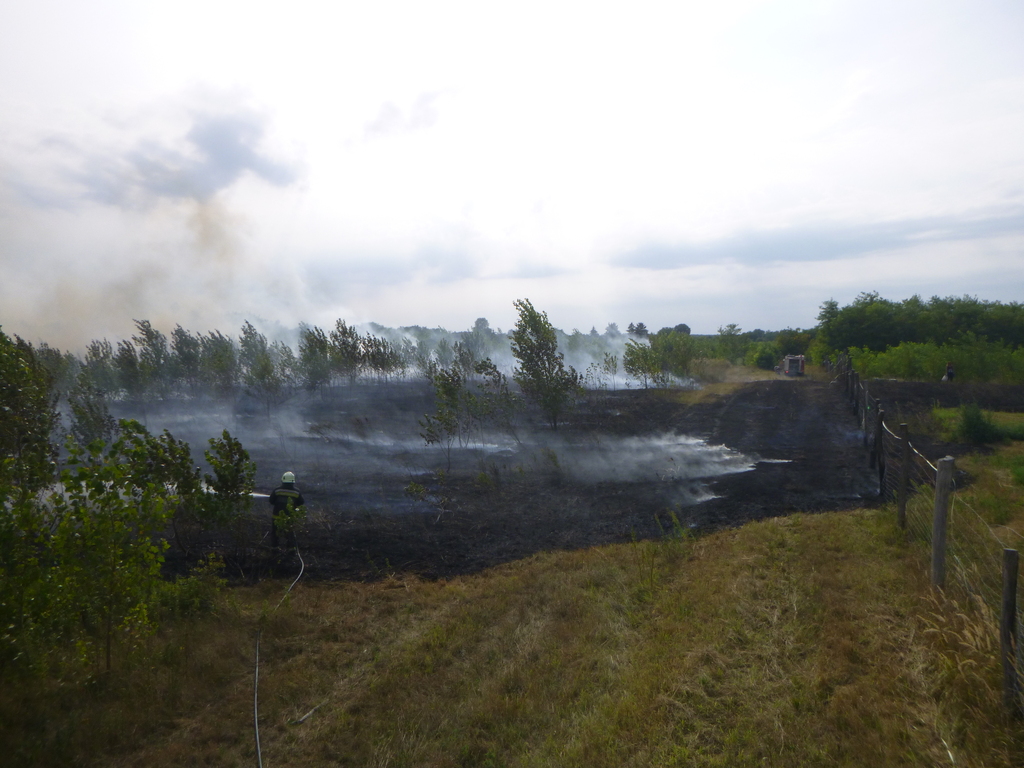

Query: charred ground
[[235, 377, 888, 581], [140, 374, 1024, 581]]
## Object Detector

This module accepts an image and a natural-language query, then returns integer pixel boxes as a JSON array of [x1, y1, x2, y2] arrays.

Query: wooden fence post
[[897, 423, 910, 528], [1002, 548, 1021, 717], [870, 406, 883, 468], [862, 390, 871, 448], [931, 456, 955, 589], [874, 410, 885, 482]]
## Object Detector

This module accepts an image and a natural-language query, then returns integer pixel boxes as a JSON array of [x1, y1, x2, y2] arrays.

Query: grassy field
[[4, 500, 1023, 767], [932, 407, 1024, 444], [5, 375, 1024, 767]]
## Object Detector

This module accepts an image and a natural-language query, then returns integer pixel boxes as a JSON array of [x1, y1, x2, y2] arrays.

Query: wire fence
[[824, 354, 1023, 713]]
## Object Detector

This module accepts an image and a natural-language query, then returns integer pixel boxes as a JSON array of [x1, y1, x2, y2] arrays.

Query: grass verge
[[4, 505, 1023, 766], [933, 406, 1024, 444]]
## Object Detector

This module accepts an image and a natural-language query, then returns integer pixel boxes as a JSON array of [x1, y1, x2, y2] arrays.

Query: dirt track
[[273, 377, 882, 581]]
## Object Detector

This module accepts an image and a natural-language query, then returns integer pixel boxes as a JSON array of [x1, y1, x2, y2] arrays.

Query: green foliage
[[329, 319, 362, 382], [473, 357, 520, 438], [817, 293, 1024, 354], [1, 433, 175, 675], [33, 343, 79, 399], [957, 404, 1002, 444], [745, 340, 780, 370], [361, 333, 405, 381], [132, 319, 170, 398], [716, 323, 744, 362], [849, 336, 1024, 383], [159, 555, 226, 617], [83, 339, 118, 393], [420, 357, 520, 468], [239, 321, 286, 412], [203, 430, 256, 525], [199, 330, 238, 398], [170, 325, 203, 396], [419, 364, 467, 470], [510, 299, 581, 429], [1012, 464, 1024, 486], [67, 372, 117, 447], [114, 338, 144, 401], [775, 328, 812, 356], [651, 330, 697, 379], [298, 324, 333, 394], [622, 339, 660, 388], [0, 328, 58, 493]]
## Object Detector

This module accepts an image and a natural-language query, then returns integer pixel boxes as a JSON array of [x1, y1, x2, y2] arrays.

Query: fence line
[[824, 354, 1022, 714]]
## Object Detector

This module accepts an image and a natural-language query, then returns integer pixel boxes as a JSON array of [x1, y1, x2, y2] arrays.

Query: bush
[[957, 404, 1002, 444], [745, 341, 779, 370]]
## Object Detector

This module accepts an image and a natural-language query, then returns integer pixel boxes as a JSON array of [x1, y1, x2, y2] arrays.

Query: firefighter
[[269, 471, 305, 549]]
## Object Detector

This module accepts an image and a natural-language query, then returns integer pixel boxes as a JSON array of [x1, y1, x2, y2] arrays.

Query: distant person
[[269, 471, 305, 549], [945, 362, 955, 382]]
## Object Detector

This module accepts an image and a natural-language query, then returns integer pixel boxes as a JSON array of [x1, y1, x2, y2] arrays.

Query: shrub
[[745, 341, 778, 370], [956, 404, 1002, 444]]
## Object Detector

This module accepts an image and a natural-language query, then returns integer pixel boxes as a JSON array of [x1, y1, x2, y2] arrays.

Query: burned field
[[129, 376, 893, 581], [118, 372, 1007, 584]]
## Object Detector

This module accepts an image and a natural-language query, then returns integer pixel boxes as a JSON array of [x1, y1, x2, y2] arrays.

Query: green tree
[[0, 329, 58, 494], [83, 339, 118, 394], [34, 343, 78, 399], [170, 325, 202, 396], [298, 324, 333, 394], [420, 364, 468, 470], [132, 320, 170, 398], [745, 341, 780, 370], [200, 331, 238, 398], [114, 339, 144, 402], [716, 324, 745, 362], [623, 339, 660, 389], [473, 358, 520, 441], [510, 299, 581, 429], [203, 430, 257, 533], [68, 372, 117, 447], [651, 330, 697, 379], [361, 334, 405, 382], [329, 320, 362, 383]]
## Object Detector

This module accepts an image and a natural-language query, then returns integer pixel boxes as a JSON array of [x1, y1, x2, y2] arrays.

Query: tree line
[[29, 316, 735, 414], [816, 293, 1024, 383]]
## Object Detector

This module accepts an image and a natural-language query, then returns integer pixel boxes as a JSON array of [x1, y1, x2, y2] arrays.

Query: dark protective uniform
[[269, 482, 305, 549]]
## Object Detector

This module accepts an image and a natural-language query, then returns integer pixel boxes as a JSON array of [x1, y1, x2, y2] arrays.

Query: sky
[[2, 0, 1023, 349]]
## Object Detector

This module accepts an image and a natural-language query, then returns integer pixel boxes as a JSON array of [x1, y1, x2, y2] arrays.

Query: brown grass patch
[[5, 509, 1024, 767]]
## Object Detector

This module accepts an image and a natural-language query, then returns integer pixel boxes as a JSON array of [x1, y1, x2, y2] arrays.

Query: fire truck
[[781, 355, 805, 376]]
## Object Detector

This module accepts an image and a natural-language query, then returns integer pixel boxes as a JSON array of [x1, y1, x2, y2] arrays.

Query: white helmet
[[282, 471, 295, 483]]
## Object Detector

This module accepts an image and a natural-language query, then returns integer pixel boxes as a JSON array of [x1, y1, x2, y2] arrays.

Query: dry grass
[[7, 504, 1024, 767]]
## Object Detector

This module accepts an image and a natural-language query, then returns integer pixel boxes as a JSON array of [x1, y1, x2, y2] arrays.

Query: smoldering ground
[[107, 376, 883, 580], [111, 380, 756, 517]]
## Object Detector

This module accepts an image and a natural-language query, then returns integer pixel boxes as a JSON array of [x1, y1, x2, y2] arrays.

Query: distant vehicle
[[782, 355, 805, 376]]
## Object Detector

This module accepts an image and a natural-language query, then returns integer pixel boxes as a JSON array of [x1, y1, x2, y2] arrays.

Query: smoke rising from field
[[113, 383, 755, 519], [0, 103, 301, 349]]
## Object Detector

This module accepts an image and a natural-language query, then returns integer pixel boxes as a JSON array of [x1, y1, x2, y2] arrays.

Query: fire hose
[[253, 545, 306, 768]]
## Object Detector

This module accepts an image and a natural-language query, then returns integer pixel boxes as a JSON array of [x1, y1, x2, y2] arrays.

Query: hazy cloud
[[365, 93, 440, 138], [617, 209, 1024, 269], [79, 110, 298, 206]]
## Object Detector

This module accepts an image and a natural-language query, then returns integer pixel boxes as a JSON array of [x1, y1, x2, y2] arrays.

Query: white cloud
[[2, 0, 1024, 347]]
